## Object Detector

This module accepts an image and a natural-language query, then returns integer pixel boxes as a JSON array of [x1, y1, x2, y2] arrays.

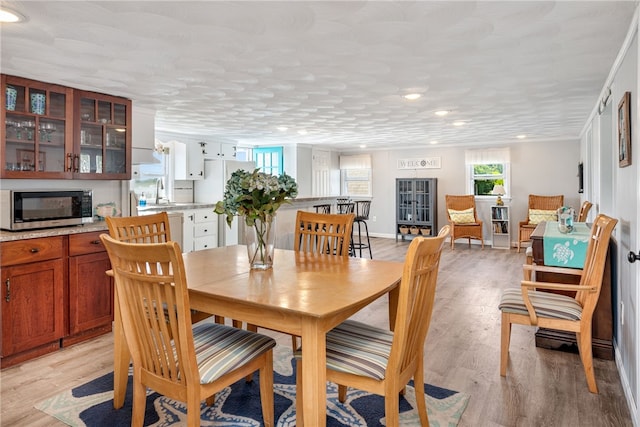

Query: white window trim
[[466, 162, 511, 200]]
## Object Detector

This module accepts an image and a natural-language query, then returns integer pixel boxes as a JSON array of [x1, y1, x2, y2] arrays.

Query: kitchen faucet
[[156, 178, 164, 204]]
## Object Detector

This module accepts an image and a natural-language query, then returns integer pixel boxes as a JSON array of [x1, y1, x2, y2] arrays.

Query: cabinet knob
[[5, 278, 10, 302], [91, 240, 101, 245], [30, 248, 39, 253]]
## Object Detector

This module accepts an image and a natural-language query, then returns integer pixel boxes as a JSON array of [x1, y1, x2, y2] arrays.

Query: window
[[253, 147, 283, 175], [472, 163, 505, 195], [340, 155, 372, 197], [343, 169, 372, 196], [465, 148, 510, 197]]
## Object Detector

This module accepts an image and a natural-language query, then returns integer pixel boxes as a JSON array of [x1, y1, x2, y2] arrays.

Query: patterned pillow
[[529, 209, 557, 225], [448, 207, 476, 224]]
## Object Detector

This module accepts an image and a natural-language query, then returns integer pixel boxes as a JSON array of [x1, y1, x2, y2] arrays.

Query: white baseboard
[[615, 342, 638, 426]]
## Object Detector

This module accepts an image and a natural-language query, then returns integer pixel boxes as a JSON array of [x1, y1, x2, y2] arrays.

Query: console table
[[530, 221, 614, 360]]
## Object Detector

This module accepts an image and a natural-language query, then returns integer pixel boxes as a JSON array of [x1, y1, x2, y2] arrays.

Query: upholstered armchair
[[445, 195, 484, 249], [517, 194, 564, 252]]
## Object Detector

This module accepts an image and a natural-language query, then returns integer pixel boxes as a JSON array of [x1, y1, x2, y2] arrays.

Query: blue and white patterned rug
[[36, 346, 469, 426]]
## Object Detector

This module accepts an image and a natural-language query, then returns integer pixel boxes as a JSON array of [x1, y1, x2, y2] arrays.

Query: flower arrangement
[[215, 169, 298, 269]]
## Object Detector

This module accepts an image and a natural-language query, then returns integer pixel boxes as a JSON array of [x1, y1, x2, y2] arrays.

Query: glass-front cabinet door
[[1, 75, 73, 178], [75, 91, 131, 179]]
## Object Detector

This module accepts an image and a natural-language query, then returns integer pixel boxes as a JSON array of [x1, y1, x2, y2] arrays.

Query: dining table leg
[[113, 290, 130, 409], [300, 318, 327, 427]]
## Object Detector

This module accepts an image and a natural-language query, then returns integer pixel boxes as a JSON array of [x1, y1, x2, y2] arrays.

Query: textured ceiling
[[1, 1, 637, 150]]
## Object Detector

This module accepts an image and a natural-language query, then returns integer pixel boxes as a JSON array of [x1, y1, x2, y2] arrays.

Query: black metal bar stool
[[313, 203, 332, 214], [352, 200, 373, 259]]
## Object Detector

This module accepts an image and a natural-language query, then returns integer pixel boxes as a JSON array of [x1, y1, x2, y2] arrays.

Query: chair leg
[[576, 331, 598, 393], [413, 362, 430, 426], [186, 389, 201, 427], [260, 350, 275, 426], [500, 313, 512, 376], [338, 385, 348, 403], [384, 392, 400, 427], [131, 373, 147, 427]]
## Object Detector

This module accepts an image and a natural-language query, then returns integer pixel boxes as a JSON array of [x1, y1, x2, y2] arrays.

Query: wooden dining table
[[112, 245, 404, 426]]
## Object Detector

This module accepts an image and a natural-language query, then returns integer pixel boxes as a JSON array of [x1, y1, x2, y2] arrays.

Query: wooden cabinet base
[[1, 342, 60, 369], [62, 324, 112, 348], [535, 329, 614, 360]]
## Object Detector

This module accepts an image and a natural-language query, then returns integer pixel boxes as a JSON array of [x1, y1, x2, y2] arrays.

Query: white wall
[[341, 140, 580, 244]]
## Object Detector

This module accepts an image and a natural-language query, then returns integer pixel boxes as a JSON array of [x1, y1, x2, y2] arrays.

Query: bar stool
[[313, 203, 332, 214], [336, 201, 354, 215], [352, 200, 373, 259]]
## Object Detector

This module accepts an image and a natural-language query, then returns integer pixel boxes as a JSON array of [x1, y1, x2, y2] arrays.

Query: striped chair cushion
[[188, 322, 276, 384], [294, 319, 393, 380], [499, 288, 583, 321]]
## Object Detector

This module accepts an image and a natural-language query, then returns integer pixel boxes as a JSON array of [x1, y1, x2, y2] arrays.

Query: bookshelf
[[491, 205, 510, 249]]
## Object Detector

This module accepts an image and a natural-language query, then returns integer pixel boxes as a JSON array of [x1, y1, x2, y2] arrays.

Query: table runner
[[543, 221, 590, 268]]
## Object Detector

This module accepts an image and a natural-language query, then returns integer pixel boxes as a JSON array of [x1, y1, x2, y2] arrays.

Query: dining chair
[[445, 194, 484, 249], [100, 235, 276, 426], [499, 214, 617, 393], [106, 214, 212, 323], [578, 201, 593, 222], [294, 225, 450, 427], [517, 194, 564, 252], [291, 210, 355, 350]]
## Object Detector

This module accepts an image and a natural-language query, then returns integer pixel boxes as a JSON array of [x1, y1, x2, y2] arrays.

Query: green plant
[[214, 168, 298, 227]]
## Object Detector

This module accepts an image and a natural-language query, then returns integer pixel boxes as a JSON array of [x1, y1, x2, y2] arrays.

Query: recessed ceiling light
[[298, 130, 308, 135], [429, 140, 438, 145], [277, 126, 288, 132], [403, 93, 421, 100], [452, 121, 465, 126], [516, 134, 527, 139], [0, 7, 26, 23], [434, 110, 449, 117], [359, 144, 367, 149]]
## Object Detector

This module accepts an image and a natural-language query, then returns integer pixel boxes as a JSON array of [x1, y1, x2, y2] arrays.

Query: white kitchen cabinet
[[180, 208, 217, 253], [201, 141, 236, 160], [172, 140, 204, 180]]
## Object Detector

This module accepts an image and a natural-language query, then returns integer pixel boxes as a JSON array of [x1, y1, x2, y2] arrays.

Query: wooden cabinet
[[491, 206, 510, 249], [66, 232, 113, 345], [1, 75, 74, 178], [75, 90, 131, 179], [1, 74, 132, 180], [0, 237, 66, 366], [395, 178, 437, 241]]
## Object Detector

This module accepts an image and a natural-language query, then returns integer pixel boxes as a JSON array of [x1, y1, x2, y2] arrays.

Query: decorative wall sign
[[618, 91, 631, 168], [397, 157, 441, 169]]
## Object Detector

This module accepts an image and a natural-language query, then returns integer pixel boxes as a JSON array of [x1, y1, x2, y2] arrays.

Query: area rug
[[36, 345, 469, 426]]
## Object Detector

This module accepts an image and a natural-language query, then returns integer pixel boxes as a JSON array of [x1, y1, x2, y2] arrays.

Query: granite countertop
[[0, 221, 109, 242]]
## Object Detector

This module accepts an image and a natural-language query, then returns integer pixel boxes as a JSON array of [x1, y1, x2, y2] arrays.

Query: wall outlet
[[372, 215, 377, 222]]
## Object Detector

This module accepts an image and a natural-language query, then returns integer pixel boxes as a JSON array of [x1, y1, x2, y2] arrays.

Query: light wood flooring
[[0, 237, 633, 426]]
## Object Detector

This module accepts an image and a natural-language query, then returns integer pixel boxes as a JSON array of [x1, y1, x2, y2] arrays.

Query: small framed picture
[[618, 91, 631, 168]]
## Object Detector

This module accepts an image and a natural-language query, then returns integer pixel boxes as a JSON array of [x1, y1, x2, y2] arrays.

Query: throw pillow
[[448, 207, 475, 224], [529, 209, 557, 225]]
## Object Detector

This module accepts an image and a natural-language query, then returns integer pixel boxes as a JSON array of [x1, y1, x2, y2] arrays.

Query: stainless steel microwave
[[0, 190, 93, 231]]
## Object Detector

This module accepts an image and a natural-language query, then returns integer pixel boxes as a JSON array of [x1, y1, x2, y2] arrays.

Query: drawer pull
[[91, 240, 101, 245], [5, 278, 9, 302], [30, 248, 39, 253]]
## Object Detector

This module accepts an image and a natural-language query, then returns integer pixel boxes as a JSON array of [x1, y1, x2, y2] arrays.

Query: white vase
[[245, 213, 276, 270]]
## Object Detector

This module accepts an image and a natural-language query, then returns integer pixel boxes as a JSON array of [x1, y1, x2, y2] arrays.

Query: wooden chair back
[[575, 214, 617, 317], [390, 229, 448, 374], [526, 194, 564, 222], [295, 211, 355, 257], [100, 235, 196, 389], [578, 201, 593, 222], [106, 212, 171, 243]]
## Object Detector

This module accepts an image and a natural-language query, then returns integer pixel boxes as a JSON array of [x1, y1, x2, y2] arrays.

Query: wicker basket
[[410, 226, 419, 235], [399, 225, 409, 235], [420, 227, 431, 236]]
